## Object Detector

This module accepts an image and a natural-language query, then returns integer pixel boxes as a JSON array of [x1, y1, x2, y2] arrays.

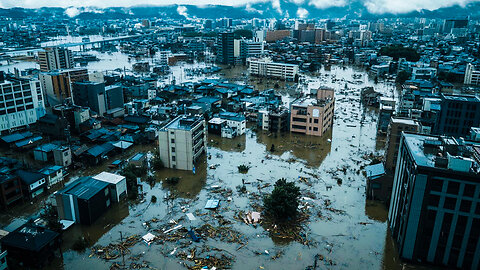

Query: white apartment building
[[0, 77, 46, 134], [247, 57, 299, 81], [244, 41, 264, 57], [158, 115, 207, 171], [464, 63, 480, 85]]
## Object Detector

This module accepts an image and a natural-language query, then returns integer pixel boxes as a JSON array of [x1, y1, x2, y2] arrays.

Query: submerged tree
[[263, 178, 301, 221], [40, 203, 62, 233]]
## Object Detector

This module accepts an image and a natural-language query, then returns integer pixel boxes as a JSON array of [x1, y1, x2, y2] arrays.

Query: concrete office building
[[385, 117, 420, 171], [38, 47, 74, 72], [247, 57, 299, 81], [389, 133, 480, 269], [434, 94, 480, 138], [290, 87, 335, 136], [0, 76, 46, 134], [158, 115, 207, 171], [39, 68, 88, 105], [72, 81, 106, 116], [105, 85, 124, 111]]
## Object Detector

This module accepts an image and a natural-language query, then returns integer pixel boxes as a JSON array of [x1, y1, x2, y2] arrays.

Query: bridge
[[57, 33, 155, 49]]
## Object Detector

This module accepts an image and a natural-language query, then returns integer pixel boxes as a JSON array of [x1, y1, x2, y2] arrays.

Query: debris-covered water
[[0, 43, 436, 269]]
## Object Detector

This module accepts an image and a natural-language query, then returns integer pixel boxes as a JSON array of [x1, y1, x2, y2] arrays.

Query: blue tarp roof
[[1, 131, 33, 143], [15, 136, 42, 148], [365, 163, 386, 180]]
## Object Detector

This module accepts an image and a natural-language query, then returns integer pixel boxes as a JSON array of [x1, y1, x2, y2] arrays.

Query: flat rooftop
[[163, 115, 203, 131], [93, 172, 125, 185]]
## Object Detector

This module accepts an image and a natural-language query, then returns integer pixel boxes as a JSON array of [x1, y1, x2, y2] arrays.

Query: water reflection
[[156, 155, 207, 199], [255, 129, 332, 168], [62, 201, 130, 250], [208, 134, 246, 152]]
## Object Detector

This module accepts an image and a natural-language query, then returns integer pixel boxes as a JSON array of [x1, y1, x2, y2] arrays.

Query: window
[[171, 138, 175, 143], [171, 147, 175, 153], [172, 156, 176, 161], [460, 200, 472, 213], [105, 189, 109, 196], [106, 199, 111, 207], [314, 119, 319, 123], [444, 197, 456, 210]]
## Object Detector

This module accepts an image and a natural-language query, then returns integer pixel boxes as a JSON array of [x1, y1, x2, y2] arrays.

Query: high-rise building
[[389, 132, 480, 269], [464, 63, 480, 85], [158, 115, 207, 171], [434, 94, 480, 138], [290, 88, 335, 136], [39, 68, 88, 105], [104, 85, 124, 111], [0, 76, 46, 134], [38, 47, 74, 72], [217, 32, 234, 65], [71, 81, 106, 116]]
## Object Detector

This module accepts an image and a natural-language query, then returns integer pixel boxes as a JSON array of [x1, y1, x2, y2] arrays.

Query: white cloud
[[0, 0, 479, 14], [271, 0, 283, 14], [65, 7, 80, 17], [246, 3, 264, 14], [364, 0, 478, 13], [296, 7, 309, 18], [309, 0, 348, 8], [177, 5, 188, 18]]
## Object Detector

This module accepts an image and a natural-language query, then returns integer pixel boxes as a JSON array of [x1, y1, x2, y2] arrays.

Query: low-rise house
[[129, 153, 146, 167], [0, 175, 23, 209], [56, 176, 112, 225], [39, 165, 64, 188], [53, 146, 72, 167], [1, 223, 61, 268], [16, 170, 47, 199], [92, 172, 127, 202], [365, 163, 391, 202], [217, 112, 246, 137], [33, 143, 58, 162]]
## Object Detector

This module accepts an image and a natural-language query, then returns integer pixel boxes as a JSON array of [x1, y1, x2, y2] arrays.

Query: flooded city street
[[1, 43, 428, 269]]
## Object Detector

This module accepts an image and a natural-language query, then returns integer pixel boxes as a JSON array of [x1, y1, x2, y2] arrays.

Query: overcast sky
[[0, 0, 478, 14]]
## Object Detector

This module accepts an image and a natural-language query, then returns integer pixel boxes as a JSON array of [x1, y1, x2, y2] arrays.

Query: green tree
[[233, 29, 253, 39], [396, 70, 411, 85], [40, 203, 62, 233], [152, 151, 164, 170], [379, 45, 420, 62], [263, 179, 301, 220]]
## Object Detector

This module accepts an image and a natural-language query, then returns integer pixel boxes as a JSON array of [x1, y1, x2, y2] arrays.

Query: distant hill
[[1, 1, 480, 20]]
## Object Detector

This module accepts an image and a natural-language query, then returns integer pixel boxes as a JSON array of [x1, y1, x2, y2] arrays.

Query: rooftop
[[163, 115, 203, 131], [403, 133, 480, 174], [92, 172, 125, 185], [60, 177, 109, 200]]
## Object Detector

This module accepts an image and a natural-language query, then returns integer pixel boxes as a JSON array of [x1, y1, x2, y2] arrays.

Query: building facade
[[385, 117, 420, 171], [389, 133, 480, 269], [158, 115, 207, 171], [247, 57, 299, 81], [290, 88, 335, 136], [38, 47, 74, 72], [72, 81, 106, 116], [434, 94, 480, 138], [217, 32, 234, 65], [39, 68, 88, 105], [464, 63, 480, 85], [0, 77, 46, 134]]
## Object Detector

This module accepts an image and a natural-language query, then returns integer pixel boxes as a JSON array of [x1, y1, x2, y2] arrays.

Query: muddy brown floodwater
[[3, 64, 441, 270]]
